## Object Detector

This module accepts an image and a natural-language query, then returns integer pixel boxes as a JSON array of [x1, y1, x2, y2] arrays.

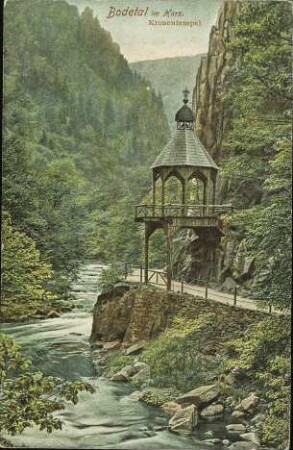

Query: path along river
[[1, 263, 226, 449]]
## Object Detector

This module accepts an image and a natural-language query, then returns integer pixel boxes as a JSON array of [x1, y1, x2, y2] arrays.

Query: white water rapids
[[1, 263, 226, 449]]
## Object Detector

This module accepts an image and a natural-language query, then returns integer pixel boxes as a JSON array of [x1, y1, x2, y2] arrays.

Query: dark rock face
[[193, 1, 238, 162], [90, 286, 171, 344]]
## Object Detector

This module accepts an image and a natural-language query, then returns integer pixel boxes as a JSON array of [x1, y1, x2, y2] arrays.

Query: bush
[[104, 352, 135, 377], [223, 317, 290, 448], [0, 334, 95, 435], [141, 315, 224, 392], [97, 264, 125, 292]]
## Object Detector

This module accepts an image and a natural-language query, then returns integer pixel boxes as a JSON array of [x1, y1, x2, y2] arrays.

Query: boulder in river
[[202, 438, 221, 445], [169, 404, 198, 435], [111, 365, 137, 381], [226, 423, 247, 434], [200, 404, 224, 417], [232, 410, 245, 419], [176, 384, 220, 407], [47, 310, 61, 318], [240, 394, 260, 412], [240, 432, 260, 445], [131, 365, 150, 383], [161, 401, 182, 415], [228, 441, 260, 450]]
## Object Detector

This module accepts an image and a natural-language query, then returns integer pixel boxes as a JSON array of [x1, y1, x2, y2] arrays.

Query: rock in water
[[47, 310, 61, 318], [161, 401, 182, 415], [176, 384, 220, 407], [240, 432, 260, 445], [232, 410, 245, 418], [169, 405, 198, 435], [202, 438, 222, 445], [226, 424, 247, 433], [228, 441, 260, 450], [201, 404, 224, 417], [240, 394, 260, 412], [131, 365, 150, 383], [111, 365, 137, 381]]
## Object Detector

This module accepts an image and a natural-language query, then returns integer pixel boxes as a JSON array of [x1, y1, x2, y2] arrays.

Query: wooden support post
[[205, 281, 208, 299], [268, 303, 272, 314], [140, 263, 143, 283], [124, 263, 127, 280], [234, 287, 237, 306], [161, 179, 165, 217], [166, 223, 172, 291], [152, 173, 156, 216], [182, 180, 186, 215], [203, 182, 207, 213], [144, 227, 149, 284], [212, 176, 217, 214], [181, 281, 184, 294], [156, 272, 158, 284]]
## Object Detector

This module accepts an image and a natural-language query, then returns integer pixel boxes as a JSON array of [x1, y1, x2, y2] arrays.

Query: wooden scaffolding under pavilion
[[135, 88, 232, 291]]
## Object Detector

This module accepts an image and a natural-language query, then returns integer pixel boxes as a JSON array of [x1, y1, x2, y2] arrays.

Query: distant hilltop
[[130, 55, 205, 133]]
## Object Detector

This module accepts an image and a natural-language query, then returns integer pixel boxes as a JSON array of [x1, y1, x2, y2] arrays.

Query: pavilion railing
[[135, 203, 234, 219]]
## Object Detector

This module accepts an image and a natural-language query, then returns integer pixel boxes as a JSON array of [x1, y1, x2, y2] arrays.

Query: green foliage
[[224, 316, 290, 448], [3, 0, 170, 315], [139, 389, 176, 407], [0, 333, 95, 435], [97, 264, 125, 292], [1, 212, 53, 307], [219, 0, 292, 309], [141, 315, 223, 391], [103, 353, 135, 378]]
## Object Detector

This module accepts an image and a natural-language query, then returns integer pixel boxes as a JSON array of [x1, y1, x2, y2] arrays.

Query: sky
[[67, 0, 224, 62]]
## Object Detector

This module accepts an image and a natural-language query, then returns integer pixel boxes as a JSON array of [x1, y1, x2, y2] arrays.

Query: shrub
[[223, 317, 290, 448], [141, 315, 224, 392], [97, 264, 126, 292], [0, 334, 95, 435]]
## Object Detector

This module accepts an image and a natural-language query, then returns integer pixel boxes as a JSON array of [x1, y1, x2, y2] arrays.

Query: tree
[[1, 212, 53, 306], [219, 0, 292, 309], [0, 334, 95, 435]]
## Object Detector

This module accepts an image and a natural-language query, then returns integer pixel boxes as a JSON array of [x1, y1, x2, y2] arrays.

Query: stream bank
[[1, 263, 224, 449], [90, 283, 288, 450]]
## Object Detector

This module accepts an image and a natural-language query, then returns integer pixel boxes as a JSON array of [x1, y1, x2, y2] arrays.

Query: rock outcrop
[[193, 1, 239, 162], [168, 404, 198, 435], [90, 285, 267, 345]]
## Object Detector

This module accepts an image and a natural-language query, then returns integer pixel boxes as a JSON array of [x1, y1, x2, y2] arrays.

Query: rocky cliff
[[173, 1, 259, 294], [193, 1, 239, 163], [90, 284, 267, 345]]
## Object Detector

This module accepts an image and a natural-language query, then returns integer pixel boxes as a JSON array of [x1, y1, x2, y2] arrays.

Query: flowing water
[[1, 263, 227, 449]]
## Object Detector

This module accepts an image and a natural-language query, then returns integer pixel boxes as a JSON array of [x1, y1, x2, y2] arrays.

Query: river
[[1, 263, 226, 449]]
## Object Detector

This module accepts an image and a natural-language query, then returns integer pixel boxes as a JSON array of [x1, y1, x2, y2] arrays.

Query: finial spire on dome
[[175, 88, 194, 127], [183, 87, 190, 104]]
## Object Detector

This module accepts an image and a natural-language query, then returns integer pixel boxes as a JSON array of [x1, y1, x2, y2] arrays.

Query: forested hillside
[[130, 55, 204, 132], [2, 0, 170, 317]]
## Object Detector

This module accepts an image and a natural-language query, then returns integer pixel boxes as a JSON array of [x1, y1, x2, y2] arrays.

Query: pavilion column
[[161, 177, 165, 216], [152, 172, 156, 216], [166, 223, 172, 291], [182, 179, 187, 215], [203, 181, 207, 214], [212, 178, 216, 213], [144, 225, 150, 284]]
